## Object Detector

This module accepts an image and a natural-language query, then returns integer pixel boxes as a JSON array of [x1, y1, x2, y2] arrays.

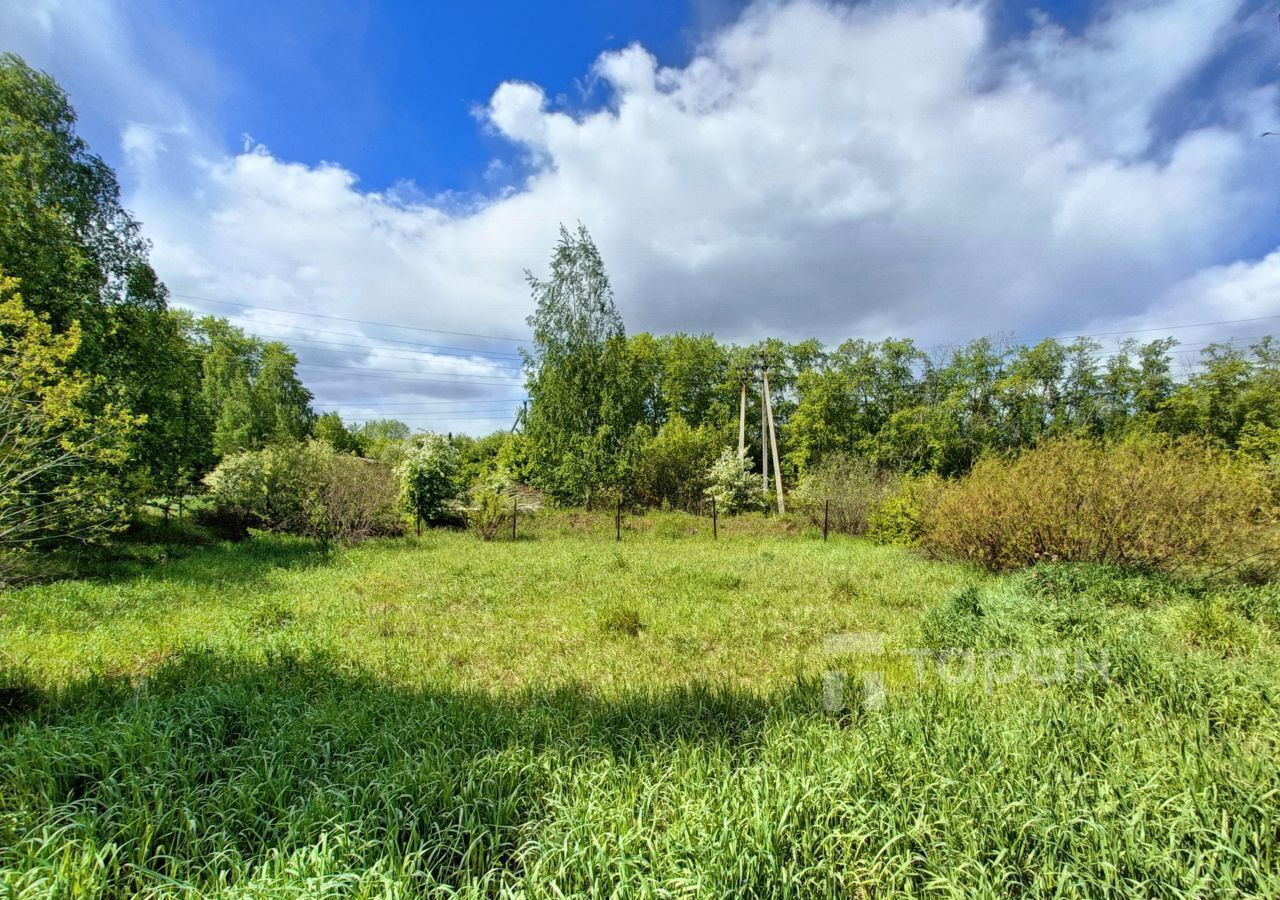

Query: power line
[[302, 375, 522, 389], [171, 292, 531, 344], [177, 313, 526, 360], [277, 338, 523, 371], [319, 398, 529, 408], [1068, 314, 1280, 339], [298, 361, 521, 381], [172, 289, 1279, 360], [920, 315, 1280, 353], [354, 414, 518, 421], [293, 345, 522, 376]]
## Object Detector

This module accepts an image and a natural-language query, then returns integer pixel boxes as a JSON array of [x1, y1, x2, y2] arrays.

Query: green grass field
[[2, 512, 1278, 897]]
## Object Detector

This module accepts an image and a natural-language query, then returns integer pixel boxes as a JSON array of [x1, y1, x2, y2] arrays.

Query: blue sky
[[3, 0, 1280, 432], [62, 0, 1117, 195], [134, 1, 718, 195]]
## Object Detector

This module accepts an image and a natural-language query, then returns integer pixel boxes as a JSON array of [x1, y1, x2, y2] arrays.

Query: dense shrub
[[466, 478, 541, 541], [705, 448, 764, 515], [313, 452, 403, 542], [925, 436, 1276, 572], [792, 452, 891, 534], [396, 434, 461, 526], [867, 474, 942, 546], [204, 442, 401, 542], [634, 416, 720, 511], [454, 431, 512, 488], [204, 442, 328, 535]]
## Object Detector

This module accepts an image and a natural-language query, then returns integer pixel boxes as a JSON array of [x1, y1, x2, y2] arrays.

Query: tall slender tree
[[523, 225, 642, 504]]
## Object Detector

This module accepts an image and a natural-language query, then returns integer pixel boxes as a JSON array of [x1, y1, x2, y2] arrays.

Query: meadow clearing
[[1, 512, 1278, 898]]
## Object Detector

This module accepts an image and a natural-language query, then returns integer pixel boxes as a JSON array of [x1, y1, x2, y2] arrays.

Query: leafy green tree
[[655, 333, 734, 428], [1100, 338, 1175, 437], [523, 225, 644, 505], [634, 415, 721, 510], [194, 317, 314, 455], [0, 54, 206, 508], [255, 343, 314, 443], [0, 271, 139, 556], [130, 309, 212, 515], [354, 419, 411, 464], [396, 433, 461, 528], [314, 414, 360, 458], [0, 54, 160, 330], [454, 430, 511, 488], [788, 339, 925, 471], [315, 411, 361, 454]]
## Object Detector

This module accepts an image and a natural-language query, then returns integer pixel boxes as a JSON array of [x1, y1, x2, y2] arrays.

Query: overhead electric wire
[[172, 287, 1277, 358], [919, 315, 1280, 353], [175, 315, 526, 360], [297, 361, 521, 381], [296, 366, 522, 388], [320, 398, 529, 408], [271, 338, 524, 371], [170, 292, 531, 344], [274, 336, 521, 364]]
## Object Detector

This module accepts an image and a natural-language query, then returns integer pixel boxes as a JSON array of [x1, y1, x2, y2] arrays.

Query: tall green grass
[[1, 514, 1277, 896]]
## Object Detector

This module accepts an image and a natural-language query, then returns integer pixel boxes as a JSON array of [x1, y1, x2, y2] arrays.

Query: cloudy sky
[[4, 0, 1280, 432]]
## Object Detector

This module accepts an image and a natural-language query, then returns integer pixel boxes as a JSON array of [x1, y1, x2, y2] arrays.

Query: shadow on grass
[[0, 649, 818, 893], [29, 533, 335, 589]]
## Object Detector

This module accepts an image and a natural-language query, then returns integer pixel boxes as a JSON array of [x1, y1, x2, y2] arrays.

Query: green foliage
[[792, 452, 891, 534], [0, 273, 141, 565], [314, 411, 361, 455], [0, 55, 211, 508], [634, 415, 721, 511], [396, 433, 461, 526], [705, 447, 764, 514], [522, 225, 645, 504], [786, 339, 925, 471], [204, 441, 400, 542], [353, 419, 411, 464], [466, 480, 511, 541], [195, 317, 315, 457], [465, 477, 540, 541], [866, 473, 942, 546], [204, 442, 328, 535], [926, 436, 1277, 572], [454, 430, 511, 488]]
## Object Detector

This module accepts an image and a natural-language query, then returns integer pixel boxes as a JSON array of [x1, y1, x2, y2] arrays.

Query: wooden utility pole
[[761, 357, 785, 514], [738, 376, 748, 458], [711, 495, 718, 540], [761, 372, 769, 494]]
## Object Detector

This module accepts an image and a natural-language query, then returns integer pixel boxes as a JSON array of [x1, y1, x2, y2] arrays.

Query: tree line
[[514, 227, 1280, 509]]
